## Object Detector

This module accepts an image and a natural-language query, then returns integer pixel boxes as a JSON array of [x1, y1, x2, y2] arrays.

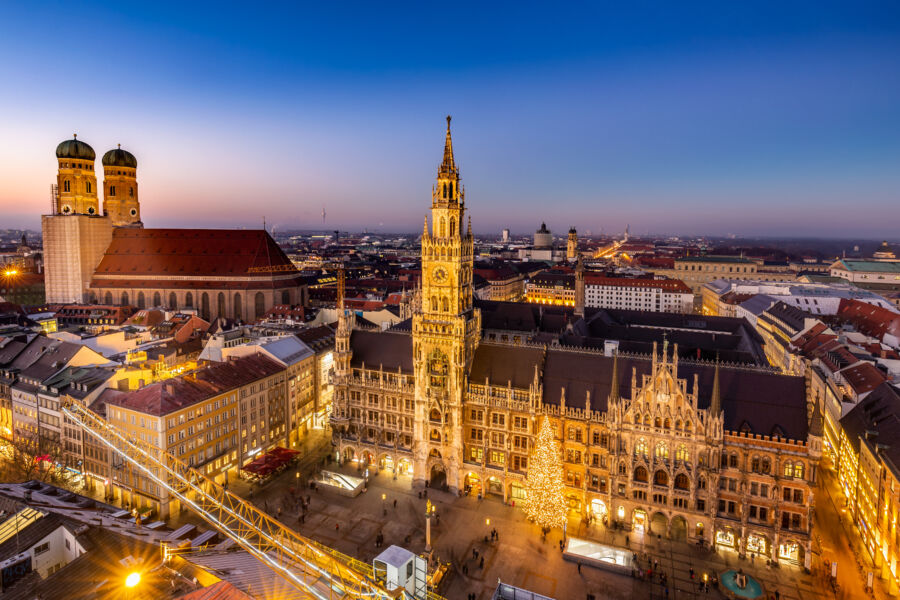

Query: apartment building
[[104, 353, 286, 517]]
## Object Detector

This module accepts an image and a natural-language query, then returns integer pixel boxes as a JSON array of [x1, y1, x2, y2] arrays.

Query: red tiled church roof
[[92, 228, 298, 279]]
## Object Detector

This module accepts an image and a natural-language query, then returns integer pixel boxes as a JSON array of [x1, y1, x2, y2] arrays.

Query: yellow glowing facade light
[[125, 571, 141, 588], [3, 270, 17, 277], [522, 416, 567, 532]]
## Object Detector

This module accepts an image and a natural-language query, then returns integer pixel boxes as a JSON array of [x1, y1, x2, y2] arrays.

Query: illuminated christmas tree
[[523, 415, 567, 532]]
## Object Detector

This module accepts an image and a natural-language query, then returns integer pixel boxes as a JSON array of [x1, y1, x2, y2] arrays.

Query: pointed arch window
[[448, 182, 454, 198], [634, 438, 648, 458], [109, 185, 116, 197], [63, 180, 70, 193], [431, 296, 438, 312], [153, 292, 161, 307], [169, 292, 177, 308], [441, 297, 449, 312], [655, 442, 668, 460], [442, 183, 447, 198], [185, 291, 193, 308], [449, 217, 456, 237], [675, 445, 689, 463], [86, 182, 92, 193]]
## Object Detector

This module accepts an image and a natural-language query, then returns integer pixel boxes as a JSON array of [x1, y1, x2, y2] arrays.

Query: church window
[[153, 292, 161, 306], [185, 291, 194, 308], [281, 290, 290, 304], [431, 296, 438, 312], [254, 292, 264, 319], [201, 292, 210, 320], [449, 182, 454, 198], [634, 438, 648, 458], [63, 180, 70, 192], [121, 292, 129, 306], [86, 182, 92, 193], [137, 291, 146, 309], [233, 293, 242, 320], [676, 445, 689, 463], [217, 292, 226, 317], [655, 442, 668, 460], [168, 292, 177, 308], [442, 183, 447, 198], [109, 185, 116, 196], [440, 218, 446, 237], [441, 297, 449, 312], [450, 217, 456, 237], [104, 292, 113, 304]]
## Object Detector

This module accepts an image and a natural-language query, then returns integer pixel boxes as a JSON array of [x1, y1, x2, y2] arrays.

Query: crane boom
[[61, 401, 407, 600]]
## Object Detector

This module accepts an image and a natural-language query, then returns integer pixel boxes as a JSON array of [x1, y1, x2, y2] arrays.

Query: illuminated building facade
[[837, 382, 900, 594], [525, 271, 575, 306], [330, 119, 820, 566], [583, 275, 693, 313], [104, 354, 286, 517]]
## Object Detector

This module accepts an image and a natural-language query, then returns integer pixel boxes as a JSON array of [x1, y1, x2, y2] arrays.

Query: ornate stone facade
[[330, 119, 821, 566]]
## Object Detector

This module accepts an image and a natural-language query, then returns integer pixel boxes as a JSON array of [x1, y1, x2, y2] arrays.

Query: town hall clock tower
[[412, 117, 480, 491]]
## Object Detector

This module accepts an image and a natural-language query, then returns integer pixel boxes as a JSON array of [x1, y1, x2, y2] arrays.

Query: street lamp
[[382, 493, 387, 516], [125, 571, 141, 587]]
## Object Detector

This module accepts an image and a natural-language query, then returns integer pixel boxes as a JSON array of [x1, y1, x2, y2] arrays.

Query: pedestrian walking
[[393, 499, 397, 509], [479, 556, 484, 569]]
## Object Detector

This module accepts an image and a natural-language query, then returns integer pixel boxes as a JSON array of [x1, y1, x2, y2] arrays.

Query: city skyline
[[2, 2, 900, 237]]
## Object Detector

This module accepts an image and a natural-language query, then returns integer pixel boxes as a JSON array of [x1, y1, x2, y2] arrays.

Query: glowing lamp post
[[425, 499, 435, 552]]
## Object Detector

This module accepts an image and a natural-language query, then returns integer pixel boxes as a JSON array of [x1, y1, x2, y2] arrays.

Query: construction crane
[[60, 400, 440, 600]]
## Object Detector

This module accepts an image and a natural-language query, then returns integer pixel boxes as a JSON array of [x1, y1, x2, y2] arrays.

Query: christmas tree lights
[[523, 415, 568, 532]]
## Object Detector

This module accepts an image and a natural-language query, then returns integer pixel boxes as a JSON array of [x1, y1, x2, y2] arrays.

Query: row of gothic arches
[[96, 289, 291, 321], [633, 467, 692, 490], [629, 414, 694, 432]]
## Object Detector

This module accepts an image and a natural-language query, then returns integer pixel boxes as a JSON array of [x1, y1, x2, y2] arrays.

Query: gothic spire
[[609, 351, 619, 403], [809, 397, 824, 437], [440, 115, 457, 177], [710, 355, 722, 415]]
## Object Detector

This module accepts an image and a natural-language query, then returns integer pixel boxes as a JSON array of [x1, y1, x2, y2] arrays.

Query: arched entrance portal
[[670, 515, 687, 541], [430, 463, 447, 489], [650, 512, 668, 537]]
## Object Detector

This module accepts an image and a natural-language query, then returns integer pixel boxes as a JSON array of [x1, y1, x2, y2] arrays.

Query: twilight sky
[[1, 2, 899, 237]]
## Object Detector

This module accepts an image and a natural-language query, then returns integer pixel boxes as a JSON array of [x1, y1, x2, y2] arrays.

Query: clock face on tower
[[431, 267, 448, 284]]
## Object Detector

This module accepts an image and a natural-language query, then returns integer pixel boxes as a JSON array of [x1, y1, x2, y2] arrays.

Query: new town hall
[[331, 118, 823, 567]]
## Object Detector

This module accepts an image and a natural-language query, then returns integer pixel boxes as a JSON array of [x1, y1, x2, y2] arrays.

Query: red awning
[[241, 447, 300, 476]]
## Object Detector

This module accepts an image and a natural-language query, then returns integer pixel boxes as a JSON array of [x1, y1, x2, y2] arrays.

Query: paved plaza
[[47, 429, 886, 599], [241, 446, 827, 600]]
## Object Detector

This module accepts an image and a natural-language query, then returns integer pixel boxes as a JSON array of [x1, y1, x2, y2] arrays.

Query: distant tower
[[624, 224, 630, 242], [43, 135, 113, 303], [574, 255, 585, 318], [534, 222, 552, 249], [54, 135, 100, 216], [102, 145, 142, 227], [567, 226, 578, 260], [502, 228, 510, 243]]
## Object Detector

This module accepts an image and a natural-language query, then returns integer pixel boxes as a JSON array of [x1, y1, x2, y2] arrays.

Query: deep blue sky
[[2, 1, 899, 237]]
